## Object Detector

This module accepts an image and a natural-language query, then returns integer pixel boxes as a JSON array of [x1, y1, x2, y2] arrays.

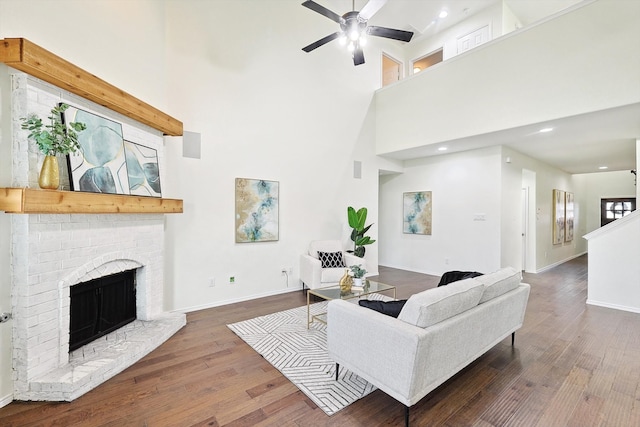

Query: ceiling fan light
[[359, 35, 367, 46], [338, 34, 347, 45], [347, 42, 355, 52], [349, 28, 360, 41]]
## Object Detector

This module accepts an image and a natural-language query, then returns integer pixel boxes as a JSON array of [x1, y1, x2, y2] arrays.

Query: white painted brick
[[10, 73, 178, 402]]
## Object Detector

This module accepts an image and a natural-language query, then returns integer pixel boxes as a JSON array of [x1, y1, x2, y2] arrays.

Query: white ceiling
[[317, 0, 639, 174]]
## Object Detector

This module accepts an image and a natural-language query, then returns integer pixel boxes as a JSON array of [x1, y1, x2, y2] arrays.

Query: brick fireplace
[[6, 71, 185, 401]]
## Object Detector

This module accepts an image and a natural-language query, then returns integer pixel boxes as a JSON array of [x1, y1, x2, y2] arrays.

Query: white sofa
[[327, 267, 530, 426], [299, 240, 367, 290]]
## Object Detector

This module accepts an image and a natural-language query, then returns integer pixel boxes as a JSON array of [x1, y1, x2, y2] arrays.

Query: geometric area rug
[[227, 299, 382, 415]]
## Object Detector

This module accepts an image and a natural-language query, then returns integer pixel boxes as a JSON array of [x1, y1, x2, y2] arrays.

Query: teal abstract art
[[235, 178, 279, 243], [403, 191, 432, 235]]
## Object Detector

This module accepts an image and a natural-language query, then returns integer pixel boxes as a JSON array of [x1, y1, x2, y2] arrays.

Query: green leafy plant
[[347, 206, 376, 258], [20, 103, 86, 156], [349, 264, 367, 278]]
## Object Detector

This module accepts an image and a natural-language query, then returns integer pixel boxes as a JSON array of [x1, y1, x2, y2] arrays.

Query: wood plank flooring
[[2, 255, 640, 426]]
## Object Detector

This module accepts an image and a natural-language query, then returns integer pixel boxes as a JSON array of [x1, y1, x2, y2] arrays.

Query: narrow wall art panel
[[124, 141, 162, 197], [64, 105, 130, 194], [403, 191, 432, 235], [552, 189, 565, 244], [235, 178, 279, 243], [565, 192, 574, 242]]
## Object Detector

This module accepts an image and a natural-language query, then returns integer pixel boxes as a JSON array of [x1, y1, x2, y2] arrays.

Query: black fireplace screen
[[69, 269, 137, 352]]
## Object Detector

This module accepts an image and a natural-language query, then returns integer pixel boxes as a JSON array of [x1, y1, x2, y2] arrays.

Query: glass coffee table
[[307, 279, 396, 328]]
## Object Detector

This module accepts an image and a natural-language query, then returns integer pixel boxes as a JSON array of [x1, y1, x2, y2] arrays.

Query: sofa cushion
[[477, 267, 521, 303], [317, 251, 346, 268], [397, 278, 484, 328], [358, 299, 407, 318]]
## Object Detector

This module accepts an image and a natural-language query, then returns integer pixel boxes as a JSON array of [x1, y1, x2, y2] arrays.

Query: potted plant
[[349, 264, 367, 286], [347, 206, 376, 258], [20, 103, 86, 189]]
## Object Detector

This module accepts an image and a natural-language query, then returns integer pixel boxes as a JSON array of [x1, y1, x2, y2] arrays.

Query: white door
[[457, 25, 490, 54], [521, 187, 528, 272]]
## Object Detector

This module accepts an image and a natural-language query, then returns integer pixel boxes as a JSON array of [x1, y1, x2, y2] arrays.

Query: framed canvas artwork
[[235, 178, 279, 243], [552, 189, 565, 244], [565, 192, 574, 242], [63, 105, 130, 195], [403, 191, 432, 235], [124, 141, 162, 197]]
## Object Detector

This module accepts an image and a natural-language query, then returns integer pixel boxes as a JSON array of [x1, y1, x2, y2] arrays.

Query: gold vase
[[339, 269, 353, 294], [39, 155, 60, 190]]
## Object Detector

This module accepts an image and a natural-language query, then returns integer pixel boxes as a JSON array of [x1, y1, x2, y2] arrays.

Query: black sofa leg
[[335, 363, 339, 381], [405, 405, 410, 427], [512, 332, 515, 346]]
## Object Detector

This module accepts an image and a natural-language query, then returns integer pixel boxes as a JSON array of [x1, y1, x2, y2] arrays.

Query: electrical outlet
[[209, 277, 215, 287]]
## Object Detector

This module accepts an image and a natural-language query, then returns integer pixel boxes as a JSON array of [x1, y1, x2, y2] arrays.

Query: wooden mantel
[[0, 188, 183, 214], [0, 38, 183, 136]]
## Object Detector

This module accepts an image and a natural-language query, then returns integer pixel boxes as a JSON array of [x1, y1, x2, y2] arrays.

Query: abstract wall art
[[552, 189, 565, 245], [565, 192, 574, 242], [124, 141, 162, 197], [235, 178, 279, 243], [64, 105, 130, 194], [403, 191, 432, 235]]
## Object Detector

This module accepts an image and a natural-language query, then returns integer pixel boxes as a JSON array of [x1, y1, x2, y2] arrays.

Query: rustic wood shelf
[[0, 38, 183, 136], [0, 188, 183, 214]]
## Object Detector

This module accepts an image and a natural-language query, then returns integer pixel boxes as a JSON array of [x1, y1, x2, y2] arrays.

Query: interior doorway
[[382, 53, 402, 87], [412, 48, 443, 75], [522, 169, 537, 273]]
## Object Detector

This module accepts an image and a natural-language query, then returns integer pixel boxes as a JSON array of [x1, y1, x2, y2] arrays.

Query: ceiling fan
[[301, 0, 414, 66]]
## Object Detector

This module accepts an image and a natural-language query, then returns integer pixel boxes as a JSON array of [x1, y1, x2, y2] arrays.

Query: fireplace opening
[[69, 269, 137, 352]]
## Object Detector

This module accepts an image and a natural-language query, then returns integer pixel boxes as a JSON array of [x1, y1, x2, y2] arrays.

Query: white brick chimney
[[7, 72, 185, 401]]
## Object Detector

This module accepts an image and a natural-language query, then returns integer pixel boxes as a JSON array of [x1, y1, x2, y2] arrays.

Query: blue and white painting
[[124, 141, 162, 197], [235, 178, 279, 243], [64, 105, 130, 194], [403, 191, 432, 235]]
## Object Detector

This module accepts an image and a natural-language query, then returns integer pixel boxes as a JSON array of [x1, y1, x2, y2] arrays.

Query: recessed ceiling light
[[439, 10, 449, 19], [539, 127, 554, 133], [599, 166, 608, 170], [438, 146, 448, 151]]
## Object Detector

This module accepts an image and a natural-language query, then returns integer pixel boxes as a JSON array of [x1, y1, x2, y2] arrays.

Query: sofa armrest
[[300, 254, 322, 289], [327, 299, 431, 406]]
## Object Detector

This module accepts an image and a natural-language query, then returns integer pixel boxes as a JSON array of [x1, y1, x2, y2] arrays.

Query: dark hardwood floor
[[2, 255, 640, 426]]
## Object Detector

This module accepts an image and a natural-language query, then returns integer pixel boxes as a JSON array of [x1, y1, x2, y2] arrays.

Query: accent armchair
[[300, 240, 366, 290]]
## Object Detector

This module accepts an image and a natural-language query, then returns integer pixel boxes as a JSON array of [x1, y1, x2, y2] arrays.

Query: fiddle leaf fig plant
[[347, 206, 376, 258], [20, 103, 86, 156]]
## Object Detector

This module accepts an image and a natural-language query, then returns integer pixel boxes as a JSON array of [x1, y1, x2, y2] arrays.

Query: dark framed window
[[601, 198, 636, 226]]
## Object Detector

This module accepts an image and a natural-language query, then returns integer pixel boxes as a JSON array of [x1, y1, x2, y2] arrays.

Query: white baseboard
[[0, 393, 13, 408], [535, 251, 587, 273], [586, 299, 640, 314], [175, 287, 301, 314]]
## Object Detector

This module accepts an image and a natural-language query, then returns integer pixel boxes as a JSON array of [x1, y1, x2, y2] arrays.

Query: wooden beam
[[0, 38, 183, 136], [0, 188, 183, 214]]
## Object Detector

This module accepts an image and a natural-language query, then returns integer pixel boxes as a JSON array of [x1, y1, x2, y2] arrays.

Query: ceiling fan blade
[[358, 0, 386, 21], [302, 0, 344, 24], [302, 32, 341, 52], [367, 26, 414, 42], [353, 47, 365, 66]]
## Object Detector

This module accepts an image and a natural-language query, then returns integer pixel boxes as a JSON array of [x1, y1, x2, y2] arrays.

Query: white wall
[[379, 146, 503, 276], [585, 211, 640, 313], [376, 0, 640, 156], [573, 170, 637, 235], [404, 3, 502, 66], [162, 0, 390, 311]]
